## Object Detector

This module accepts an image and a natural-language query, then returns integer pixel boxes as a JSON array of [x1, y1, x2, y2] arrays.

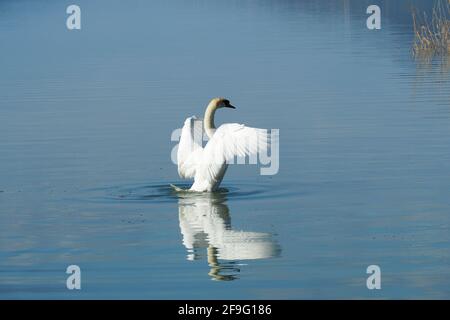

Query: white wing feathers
[[197, 124, 268, 190], [205, 123, 268, 162], [177, 116, 203, 179], [177, 117, 268, 191]]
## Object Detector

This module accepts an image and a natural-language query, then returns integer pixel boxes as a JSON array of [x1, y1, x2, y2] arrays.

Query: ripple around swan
[[84, 180, 298, 204]]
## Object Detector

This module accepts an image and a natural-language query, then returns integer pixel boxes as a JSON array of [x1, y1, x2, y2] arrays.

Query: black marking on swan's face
[[220, 99, 235, 109]]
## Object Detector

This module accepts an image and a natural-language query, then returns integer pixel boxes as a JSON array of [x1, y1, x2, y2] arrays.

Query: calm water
[[1, 0, 449, 299]]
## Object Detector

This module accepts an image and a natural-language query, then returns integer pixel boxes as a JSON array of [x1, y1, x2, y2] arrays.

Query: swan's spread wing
[[196, 123, 268, 184], [177, 116, 204, 179]]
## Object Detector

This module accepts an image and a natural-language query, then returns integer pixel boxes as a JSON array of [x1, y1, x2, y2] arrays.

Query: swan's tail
[[170, 184, 190, 192]]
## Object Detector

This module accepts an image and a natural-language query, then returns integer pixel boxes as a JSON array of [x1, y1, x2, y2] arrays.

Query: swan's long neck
[[204, 103, 218, 139]]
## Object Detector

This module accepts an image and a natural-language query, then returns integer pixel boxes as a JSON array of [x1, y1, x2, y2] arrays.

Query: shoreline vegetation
[[412, 0, 450, 59]]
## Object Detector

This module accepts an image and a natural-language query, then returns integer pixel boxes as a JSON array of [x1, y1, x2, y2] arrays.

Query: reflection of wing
[[210, 229, 279, 261], [178, 193, 280, 261], [178, 193, 229, 260]]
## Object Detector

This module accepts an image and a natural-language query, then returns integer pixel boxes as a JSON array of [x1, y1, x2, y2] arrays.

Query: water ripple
[[83, 180, 297, 204]]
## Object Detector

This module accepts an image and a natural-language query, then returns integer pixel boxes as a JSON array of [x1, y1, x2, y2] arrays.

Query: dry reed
[[412, 0, 450, 58]]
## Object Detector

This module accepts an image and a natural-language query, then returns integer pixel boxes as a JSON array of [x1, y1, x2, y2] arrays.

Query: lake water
[[1, 0, 449, 299]]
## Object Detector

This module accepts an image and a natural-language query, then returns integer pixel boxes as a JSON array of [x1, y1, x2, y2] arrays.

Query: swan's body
[[177, 98, 268, 192]]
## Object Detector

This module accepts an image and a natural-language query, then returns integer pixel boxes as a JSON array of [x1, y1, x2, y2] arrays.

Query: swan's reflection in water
[[177, 191, 281, 281]]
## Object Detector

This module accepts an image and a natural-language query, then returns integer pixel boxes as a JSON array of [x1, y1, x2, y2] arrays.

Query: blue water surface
[[0, 0, 449, 299]]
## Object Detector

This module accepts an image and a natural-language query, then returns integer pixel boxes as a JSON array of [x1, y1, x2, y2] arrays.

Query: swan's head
[[209, 97, 236, 110]]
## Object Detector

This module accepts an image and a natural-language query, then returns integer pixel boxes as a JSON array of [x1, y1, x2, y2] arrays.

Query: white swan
[[176, 98, 268, 192]]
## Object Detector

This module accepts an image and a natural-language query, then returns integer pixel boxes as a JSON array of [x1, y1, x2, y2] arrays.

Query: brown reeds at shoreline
[[412, 0, 450, 59]]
